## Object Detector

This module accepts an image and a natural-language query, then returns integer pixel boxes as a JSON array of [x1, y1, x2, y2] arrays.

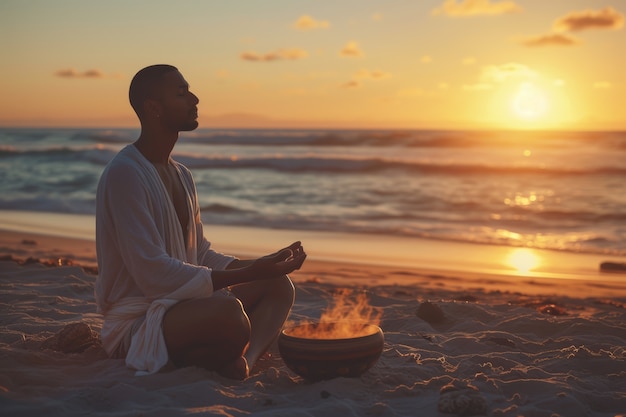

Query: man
[[95, 64, 306, 380]]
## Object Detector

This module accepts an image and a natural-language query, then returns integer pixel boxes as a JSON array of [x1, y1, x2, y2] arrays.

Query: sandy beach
[[1, 225, 626, 417], [3, 0, 626, 414]]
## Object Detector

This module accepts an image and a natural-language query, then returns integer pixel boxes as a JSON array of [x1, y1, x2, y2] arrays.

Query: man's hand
[[214, 242, 307, 290], [250, 241, 306, 279]]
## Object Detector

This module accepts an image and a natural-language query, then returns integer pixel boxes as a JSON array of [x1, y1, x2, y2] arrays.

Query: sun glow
[[512, 83, 549, 121], [507, 248, 541, 274]]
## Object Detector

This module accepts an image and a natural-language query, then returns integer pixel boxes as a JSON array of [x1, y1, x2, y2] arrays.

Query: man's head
[[129, 64, 199, 132], [129, 64, 178, 118]]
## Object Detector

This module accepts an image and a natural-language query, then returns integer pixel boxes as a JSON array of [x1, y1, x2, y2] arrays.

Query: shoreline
[[1, 220, 625, 299], [1, 209, 625, 274]]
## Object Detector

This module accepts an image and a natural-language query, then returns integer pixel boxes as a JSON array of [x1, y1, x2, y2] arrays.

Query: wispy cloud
[[340, 80, 360, 89], [54, 68, 109, 78], [339, 41, 363, 57], [481, 63, 537, 83], [522, 33, 579, 47], [292, 15, 330, 30], [463, 62, 537, 91], [554, 7, 624, 32], [432, 0, 522, 17], [354, 69, 392, 80], [240, 48, 308, 62], [341, 69, 391, 89]]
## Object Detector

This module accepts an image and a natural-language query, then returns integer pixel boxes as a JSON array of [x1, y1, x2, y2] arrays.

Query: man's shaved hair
[[129, 64, 178, 117]]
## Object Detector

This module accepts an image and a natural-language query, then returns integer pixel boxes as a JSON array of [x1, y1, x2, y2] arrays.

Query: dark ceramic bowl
[[278, 322, 384, 380]]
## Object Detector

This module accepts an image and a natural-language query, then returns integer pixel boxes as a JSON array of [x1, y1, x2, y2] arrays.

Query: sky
[[1, 0, 624, 130]]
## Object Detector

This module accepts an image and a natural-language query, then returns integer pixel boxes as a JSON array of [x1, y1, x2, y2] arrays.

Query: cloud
[[522, 33, 579, 47], [55, 68, 107, 78], [339, 41, 363, 57], [520, 7, 622, 48], [340, 80, 360, 89], [280, 49, 309, 60], [432, 0, 522, 17], [462, 62, 537, 92], [292, 15, 330, 30], [240, 48, 308, 62], [554, 7, 624, 32], [481, 63, 537, 83], [354, 69, 391, 80], [341, 69, 391, 89]]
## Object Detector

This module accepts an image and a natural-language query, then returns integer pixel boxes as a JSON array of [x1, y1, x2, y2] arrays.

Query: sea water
[[1, 127, 625, 256]]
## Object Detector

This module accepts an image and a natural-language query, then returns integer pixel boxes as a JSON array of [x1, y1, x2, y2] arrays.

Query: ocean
[[1, 127, 625, 257]]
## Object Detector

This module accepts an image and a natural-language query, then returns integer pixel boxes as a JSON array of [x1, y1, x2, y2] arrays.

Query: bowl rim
[[280, 322, 383, 342]]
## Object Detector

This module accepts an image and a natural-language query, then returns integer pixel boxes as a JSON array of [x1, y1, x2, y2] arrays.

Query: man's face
[[151, 70, 199, 132]]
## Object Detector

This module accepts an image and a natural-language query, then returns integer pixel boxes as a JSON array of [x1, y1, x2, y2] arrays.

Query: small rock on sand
[[416, 301, 446, 324], [41, 322, 100, 353], [438, 382, 488, 416]]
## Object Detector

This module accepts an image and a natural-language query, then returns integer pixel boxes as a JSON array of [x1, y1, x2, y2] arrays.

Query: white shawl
[[95, 144, 235, 375]]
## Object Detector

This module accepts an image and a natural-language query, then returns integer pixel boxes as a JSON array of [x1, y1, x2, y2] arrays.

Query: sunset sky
[[1, 0, 624, 130]]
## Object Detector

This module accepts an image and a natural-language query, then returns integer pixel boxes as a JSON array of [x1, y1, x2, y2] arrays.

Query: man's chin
[[181, 121, 199, 131]]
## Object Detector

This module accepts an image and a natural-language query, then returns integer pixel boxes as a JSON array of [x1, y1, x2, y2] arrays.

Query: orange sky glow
[[1, 0, 624, 130]]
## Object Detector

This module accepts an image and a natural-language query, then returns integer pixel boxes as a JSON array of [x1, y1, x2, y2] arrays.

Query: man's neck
[[134, 130, 178, 164]]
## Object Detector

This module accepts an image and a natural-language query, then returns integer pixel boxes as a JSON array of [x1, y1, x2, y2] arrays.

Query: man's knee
[[271, 275, 295, 304], [218, 297, 251, 346]]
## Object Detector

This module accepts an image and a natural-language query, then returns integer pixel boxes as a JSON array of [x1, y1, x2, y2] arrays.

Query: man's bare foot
[[217, 356, 249, 380]]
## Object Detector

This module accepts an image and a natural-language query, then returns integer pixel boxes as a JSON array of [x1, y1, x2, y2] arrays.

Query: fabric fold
[[125, 269, 213, 375]]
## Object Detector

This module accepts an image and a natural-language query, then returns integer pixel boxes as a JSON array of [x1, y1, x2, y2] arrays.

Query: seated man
[[95, 64, 306, 380]]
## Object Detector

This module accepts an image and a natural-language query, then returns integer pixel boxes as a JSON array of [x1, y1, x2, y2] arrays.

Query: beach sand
[[1, 226, 625, 417]]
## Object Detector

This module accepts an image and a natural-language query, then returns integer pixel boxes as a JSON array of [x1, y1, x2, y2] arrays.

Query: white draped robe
[[95, 144, 235, 375]]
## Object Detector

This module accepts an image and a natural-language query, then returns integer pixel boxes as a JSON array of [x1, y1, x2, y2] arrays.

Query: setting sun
[[507, 248, 541, 274], [512, 83, 549, 121]]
